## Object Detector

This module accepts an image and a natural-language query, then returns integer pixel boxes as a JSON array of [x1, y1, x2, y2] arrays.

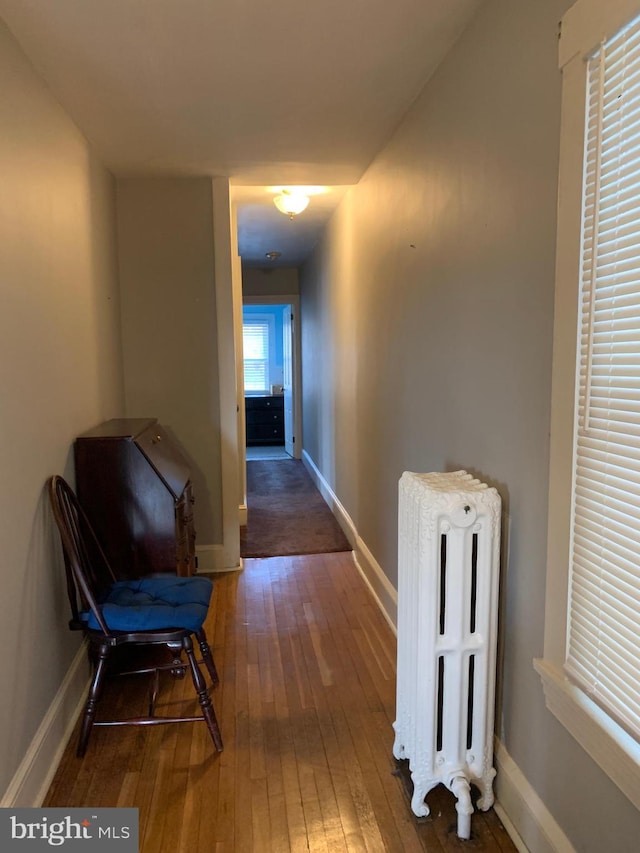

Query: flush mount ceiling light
[[273, 189, 310, 219], [265, 251, 281, 260]]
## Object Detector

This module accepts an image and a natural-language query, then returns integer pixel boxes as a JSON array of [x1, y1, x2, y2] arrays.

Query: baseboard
[[494, 739, 576, 853], [238, 503, 248, 527], [195, 544, 242, 573], [301, 450, 356, 546], [301, 450, 398, 633], [1, 643, 90, 808], [351, 538, 398, 634]]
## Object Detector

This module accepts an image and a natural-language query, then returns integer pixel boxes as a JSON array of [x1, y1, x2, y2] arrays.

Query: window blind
[[243, 320, 269, 391], [567, 12, 640, 741]]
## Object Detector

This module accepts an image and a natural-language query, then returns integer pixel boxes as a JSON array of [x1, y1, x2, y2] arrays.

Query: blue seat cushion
[[85, 574, 213, 633]]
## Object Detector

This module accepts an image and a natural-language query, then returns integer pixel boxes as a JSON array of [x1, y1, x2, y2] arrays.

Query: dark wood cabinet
[[74, 418, 195, 578], [245, 395, 285, 445]]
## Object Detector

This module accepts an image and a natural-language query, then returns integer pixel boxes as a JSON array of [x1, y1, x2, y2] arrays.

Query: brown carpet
[[240, 459, 352, 558]]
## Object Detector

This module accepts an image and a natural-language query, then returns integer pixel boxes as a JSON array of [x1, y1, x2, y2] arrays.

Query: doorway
[[241, 298, 301, 461]]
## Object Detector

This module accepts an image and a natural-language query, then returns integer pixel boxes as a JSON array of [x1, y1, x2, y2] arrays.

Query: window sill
[[534, 658, 640, 809]]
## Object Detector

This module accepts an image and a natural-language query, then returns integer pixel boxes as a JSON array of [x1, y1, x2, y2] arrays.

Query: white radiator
[[392, 470, 501, 840]]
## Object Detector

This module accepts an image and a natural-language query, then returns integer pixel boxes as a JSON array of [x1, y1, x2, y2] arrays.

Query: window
[[568, 13, 640, 742], [243, 319, 270, 392], [536, 0, 640, 809]]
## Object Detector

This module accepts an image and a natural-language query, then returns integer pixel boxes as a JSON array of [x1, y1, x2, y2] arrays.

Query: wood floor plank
[[278, 717, 310, 853], [44, 552, 516, 853], [176, 729, 207, 853], [250, 776, 272, 853]]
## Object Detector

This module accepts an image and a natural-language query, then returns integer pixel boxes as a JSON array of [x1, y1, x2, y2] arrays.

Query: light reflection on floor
[[245, 445, 291, 460]]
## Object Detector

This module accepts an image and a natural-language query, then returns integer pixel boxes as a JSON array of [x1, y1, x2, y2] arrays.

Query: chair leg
[[167, 640, 187, 679], [196, 628, 219, 687], [183, 634, 223, 752], [148, 667, 160, 717], [78, 642, 110, 757]]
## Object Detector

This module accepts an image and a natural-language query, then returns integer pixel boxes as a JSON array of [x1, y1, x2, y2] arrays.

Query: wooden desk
[[74, 418, 196, 577]]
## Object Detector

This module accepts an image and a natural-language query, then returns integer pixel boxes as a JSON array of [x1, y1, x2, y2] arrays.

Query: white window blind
[[567, 12, 640, 741], [243, 320, 270, 392]]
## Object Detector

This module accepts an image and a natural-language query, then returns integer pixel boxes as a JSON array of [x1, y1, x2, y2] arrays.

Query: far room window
[[242, 319, 270, 393], [536, 0, 640, 810]]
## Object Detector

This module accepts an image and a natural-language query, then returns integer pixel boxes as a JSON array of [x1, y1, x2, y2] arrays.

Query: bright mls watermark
[[0, 808, 138, 850]]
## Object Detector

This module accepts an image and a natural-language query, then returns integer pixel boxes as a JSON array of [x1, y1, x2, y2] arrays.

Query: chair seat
[[85, 574, 213, 633]]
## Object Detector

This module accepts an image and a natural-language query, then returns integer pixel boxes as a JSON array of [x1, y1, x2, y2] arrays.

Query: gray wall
[[300, 0, 640, 849], [117, 178, 223, 546], [242, 266, 299, 298], [0, 19, 124, 798]]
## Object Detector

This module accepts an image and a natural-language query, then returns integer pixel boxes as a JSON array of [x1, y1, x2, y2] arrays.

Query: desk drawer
[[246, 409, 284, 426], [245, 395, 284, 411], [247, 425, 284, 445]]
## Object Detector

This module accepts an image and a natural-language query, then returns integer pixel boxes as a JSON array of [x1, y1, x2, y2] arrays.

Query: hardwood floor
[[44, 553, 516, 852]]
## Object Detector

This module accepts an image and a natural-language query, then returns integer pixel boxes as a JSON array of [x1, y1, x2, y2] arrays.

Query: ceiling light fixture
[[273, 189, 310, 219], [265, 251, 281, 261]]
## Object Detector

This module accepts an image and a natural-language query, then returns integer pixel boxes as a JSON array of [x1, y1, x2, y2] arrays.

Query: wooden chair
[[48, 475, 223, 756]]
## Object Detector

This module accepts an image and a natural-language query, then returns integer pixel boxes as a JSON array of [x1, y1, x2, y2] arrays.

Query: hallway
[[44, 553, 515, 852]]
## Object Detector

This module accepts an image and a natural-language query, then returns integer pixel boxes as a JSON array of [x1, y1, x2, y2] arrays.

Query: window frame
[[535, 0, 640, 809]]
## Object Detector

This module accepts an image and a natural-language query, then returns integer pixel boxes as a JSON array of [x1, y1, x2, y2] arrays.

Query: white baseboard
[[301, 450, 398, 633], [1, 643, 90, 808], [195, 544, 242, 573], [494, 739, 576, 853], [351, 538, 398, 635], [301, 450, 355, 545]]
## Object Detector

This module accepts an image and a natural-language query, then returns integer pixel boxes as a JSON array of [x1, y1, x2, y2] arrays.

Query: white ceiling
[[0, 0, 480, 266]]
